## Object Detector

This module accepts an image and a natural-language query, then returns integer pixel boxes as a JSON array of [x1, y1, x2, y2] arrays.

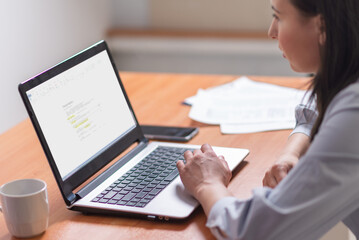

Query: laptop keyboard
[[91, 146, 193, 208]]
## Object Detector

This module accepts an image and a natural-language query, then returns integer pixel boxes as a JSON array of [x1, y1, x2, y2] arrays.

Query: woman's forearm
[[195, 183, 234, 216], [263, 132, 311, 187], [280, 132, 311, 161]]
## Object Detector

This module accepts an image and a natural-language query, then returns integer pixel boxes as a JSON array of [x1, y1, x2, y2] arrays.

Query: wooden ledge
[[106, 29, 269, 40]]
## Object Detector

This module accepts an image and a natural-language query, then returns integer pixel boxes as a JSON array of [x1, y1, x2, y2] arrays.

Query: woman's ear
[[317, 15, 326, 45]]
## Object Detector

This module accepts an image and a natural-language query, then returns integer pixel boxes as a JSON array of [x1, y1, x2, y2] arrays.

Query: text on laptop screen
[[26, 50, 136, 179]]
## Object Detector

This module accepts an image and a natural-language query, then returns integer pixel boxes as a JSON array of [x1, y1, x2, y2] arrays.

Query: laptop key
[[131, 188, 141, 193], [119, 190, 129, 195], [128, 183, 138, 187], [140, 199, 150, 204], [96, 193, 105, 198], [156, 184, 167, 189], [142, 187, 153, 192], [101, 190, 109, 195], [112, 187, 123, 192], [164, 170, 179, 181], [108, 199, 118, 204], [148, 188, 162, 196], [144, 195, 155, 200], [135, 184, 145, 189], [117, 200, 128, 206], [126, 201, 137, 207], [103, 191, 117, 199], [117, 183, 127, 188], [122, 192, 136, 201], [148, 183, 157, 188], [112, 193, 125, 201], [132, 197, 142, 203], [160, 180, 171, 185], [135, 202, 146, 208], [124, 186, 133, 191], [99, 198, 109, 203], [135, 191, 147, 199]]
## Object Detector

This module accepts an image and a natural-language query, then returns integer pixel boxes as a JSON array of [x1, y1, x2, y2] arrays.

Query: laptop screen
[[26, 50, 136, 180]]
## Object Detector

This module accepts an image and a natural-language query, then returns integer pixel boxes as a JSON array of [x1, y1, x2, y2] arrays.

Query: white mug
[[0, 179, 49, 238]]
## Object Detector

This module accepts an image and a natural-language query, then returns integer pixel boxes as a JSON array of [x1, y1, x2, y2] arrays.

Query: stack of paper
[[185, 76, 308, 134]]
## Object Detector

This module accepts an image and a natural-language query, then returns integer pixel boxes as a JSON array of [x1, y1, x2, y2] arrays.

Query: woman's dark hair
[[290, 0, 359, 140]]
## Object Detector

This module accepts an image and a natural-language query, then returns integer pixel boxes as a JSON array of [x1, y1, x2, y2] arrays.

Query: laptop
[[18, 40, 249, 220]]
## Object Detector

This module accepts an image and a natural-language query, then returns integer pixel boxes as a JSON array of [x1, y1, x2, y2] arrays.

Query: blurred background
[[0, 0, 303, 135], [0, 1, 353, 239]]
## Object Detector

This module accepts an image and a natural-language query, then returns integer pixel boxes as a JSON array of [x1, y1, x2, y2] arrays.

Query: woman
[[176, 0, 359, 239]]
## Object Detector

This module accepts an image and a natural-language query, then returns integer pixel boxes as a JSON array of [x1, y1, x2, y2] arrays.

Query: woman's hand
[[262, 156, 297, 188], [176, 144, 233, 216], [262, 132, 310, 188]]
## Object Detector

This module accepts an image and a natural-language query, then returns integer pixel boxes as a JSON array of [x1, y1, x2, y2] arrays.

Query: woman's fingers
[[201, 143, 214, 153], [263, 162, 292, 188]]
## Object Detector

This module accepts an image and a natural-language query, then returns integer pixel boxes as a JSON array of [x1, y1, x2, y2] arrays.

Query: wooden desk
[[0, 73, 309, 240]]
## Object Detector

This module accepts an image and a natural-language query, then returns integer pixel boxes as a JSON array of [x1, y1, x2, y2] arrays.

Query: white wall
[[110, 0, 272, 32], [0, 0, 110, 134], [149, 0, 272, 32], [110, 0, 149, 29], [106, 0, 302, 77]]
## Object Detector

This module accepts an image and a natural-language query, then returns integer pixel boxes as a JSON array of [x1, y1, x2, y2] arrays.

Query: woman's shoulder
[[328, 79, 359, 113], [332, 80, 359, 104]]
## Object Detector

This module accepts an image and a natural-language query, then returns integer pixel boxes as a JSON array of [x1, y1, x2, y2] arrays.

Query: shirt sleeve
[[205, 83, 359, 240], [290, 102, 318, 137]]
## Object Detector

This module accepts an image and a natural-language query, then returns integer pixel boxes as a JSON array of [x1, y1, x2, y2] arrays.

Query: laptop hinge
[[67, 192, 79, 205], [75, 140, 149, 199]]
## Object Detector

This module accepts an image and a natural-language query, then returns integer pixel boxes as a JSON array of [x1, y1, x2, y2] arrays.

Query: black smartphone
[[141, 125, 199, 142]]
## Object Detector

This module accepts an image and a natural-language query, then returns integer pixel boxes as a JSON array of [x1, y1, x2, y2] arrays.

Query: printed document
[[186, 76, 307, 134]]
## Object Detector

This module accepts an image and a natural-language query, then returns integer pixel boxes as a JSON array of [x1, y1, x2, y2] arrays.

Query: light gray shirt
[[206, 81, 359, 240]]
